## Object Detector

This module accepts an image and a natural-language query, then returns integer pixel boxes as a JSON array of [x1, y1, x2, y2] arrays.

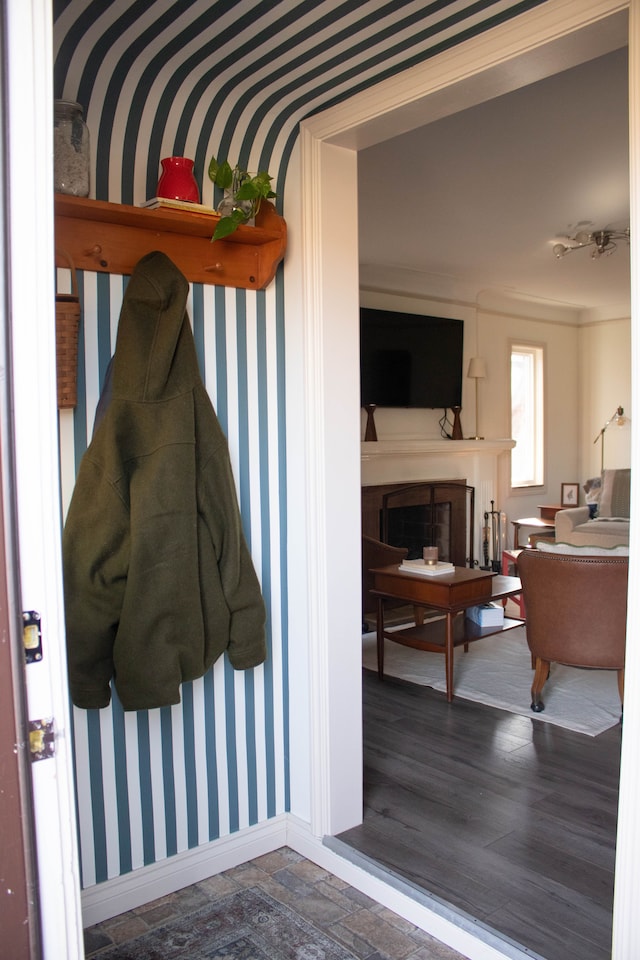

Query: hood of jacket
[[111, 250, 199, 402]]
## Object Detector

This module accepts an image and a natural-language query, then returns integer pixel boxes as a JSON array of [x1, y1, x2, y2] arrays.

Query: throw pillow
[[583, 476, 602, 502], [537, 540, 629, 557], [598, 468, 631, 518]]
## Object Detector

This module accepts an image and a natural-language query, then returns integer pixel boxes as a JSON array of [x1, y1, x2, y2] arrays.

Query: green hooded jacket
[[63, 251, 267, 711]]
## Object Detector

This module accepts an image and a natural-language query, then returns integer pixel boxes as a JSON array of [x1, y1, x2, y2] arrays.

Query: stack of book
[[399, 559, 455, 577]]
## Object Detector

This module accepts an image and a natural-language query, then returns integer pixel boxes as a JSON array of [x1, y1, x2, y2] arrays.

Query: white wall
[[479, 303, 580, 525], [579, 314, 632, 478], [359, 269, 589, 534]]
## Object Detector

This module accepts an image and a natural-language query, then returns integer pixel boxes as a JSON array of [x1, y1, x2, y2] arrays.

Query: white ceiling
[[358, 46, 630, 313]]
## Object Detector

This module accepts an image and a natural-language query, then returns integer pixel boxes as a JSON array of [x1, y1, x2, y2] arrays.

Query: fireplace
[[362, 480, 474, 567], [361, 437, 515, 563]]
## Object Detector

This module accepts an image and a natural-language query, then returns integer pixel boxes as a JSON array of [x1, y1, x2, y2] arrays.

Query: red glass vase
[[156, 156, 199, 203]]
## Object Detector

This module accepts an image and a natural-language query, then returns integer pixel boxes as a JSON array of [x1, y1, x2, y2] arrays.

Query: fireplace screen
[[380, 482, 475, 567], [384, 502, 452, 561]]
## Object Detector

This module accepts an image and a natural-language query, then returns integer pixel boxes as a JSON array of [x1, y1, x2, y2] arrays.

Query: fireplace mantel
[[361, 438, 515, 484], [361, 438, 515, 560], [362, 438, 514, 464]]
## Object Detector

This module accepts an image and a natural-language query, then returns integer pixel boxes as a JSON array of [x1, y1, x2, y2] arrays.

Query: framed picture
[[561, 482, 579, 507]]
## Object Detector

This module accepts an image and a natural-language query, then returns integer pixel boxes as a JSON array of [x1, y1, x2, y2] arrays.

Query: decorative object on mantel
[[552, 223, 630, 259], [364, 404, 377, 441], [54, 100, 90, 197], [450, 405, 463, 440], [467, 356, 486, 439], [593, 405, 630, 471], [55, 250, 81, 409], [208, 156, 276, 240], [156, 156, 200, 203]]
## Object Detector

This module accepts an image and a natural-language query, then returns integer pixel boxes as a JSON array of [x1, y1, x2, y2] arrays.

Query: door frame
[[299, 0, 640, 955], [3, 1, 84, 956]]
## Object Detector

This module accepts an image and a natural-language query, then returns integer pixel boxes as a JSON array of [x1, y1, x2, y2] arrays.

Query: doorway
[[300, 2, 640, 957]]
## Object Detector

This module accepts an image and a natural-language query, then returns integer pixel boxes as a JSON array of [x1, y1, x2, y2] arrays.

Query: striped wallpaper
[[53, 0, 548, 889]]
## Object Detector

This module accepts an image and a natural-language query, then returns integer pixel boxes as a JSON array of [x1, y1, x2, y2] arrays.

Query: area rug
[[362, 625, 621, 736], [93, 886, 356, 959]]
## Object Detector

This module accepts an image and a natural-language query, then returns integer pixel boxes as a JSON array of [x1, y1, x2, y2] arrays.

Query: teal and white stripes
[[54, 0, 546, 890], [62, 270, 287, 887]]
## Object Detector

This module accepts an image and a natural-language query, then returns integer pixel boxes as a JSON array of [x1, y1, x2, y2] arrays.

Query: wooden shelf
[[54, 195, 287, 290], [384, 613, 524, 653]]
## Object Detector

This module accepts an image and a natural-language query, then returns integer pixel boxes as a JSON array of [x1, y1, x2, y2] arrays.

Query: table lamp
[[467, 357, 487, 439]]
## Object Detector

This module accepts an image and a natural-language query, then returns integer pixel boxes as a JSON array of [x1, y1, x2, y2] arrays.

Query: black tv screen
[[360, 308, 464, 409]]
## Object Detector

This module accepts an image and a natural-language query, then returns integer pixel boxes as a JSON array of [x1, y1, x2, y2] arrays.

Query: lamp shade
[[467, 357, 487, 379]]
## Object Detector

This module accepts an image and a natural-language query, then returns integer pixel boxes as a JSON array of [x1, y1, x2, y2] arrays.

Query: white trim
[[305, 0, 629, 149], [4, 1, 84, 957], [299, 125, 331, 838], [300, 129, 363, 838], [82, 813, 536, 960], [81, 816, 289, 927], [612, 0, 640, 954], [301, 1, 638, 958]]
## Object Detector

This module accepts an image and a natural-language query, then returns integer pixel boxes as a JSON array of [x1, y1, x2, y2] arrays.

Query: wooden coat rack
[[54, 195, 287, 290]]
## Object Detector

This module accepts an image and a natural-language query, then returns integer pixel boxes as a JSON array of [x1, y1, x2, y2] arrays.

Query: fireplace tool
[[482, 500, 506, 571]]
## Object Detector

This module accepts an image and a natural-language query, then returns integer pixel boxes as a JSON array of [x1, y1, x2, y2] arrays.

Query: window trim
[[510, 340, 545, 490]]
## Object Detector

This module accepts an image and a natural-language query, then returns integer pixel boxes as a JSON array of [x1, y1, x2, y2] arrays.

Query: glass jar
[[54, 100, 90, 197]]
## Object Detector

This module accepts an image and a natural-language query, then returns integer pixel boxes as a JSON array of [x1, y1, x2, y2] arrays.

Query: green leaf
[[207, 156, 219, 182], [212, 208, 248, 241], [254, 171, 274, 194], [215, 160, 233, 190], [208, 157, 234, 189], [235, 181, 260, 201]]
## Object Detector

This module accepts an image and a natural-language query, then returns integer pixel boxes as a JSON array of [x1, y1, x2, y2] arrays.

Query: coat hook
[[91, 244, 108, 268]]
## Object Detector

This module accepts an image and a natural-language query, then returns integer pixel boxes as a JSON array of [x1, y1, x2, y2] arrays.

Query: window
[[511, 344, 544, 488]]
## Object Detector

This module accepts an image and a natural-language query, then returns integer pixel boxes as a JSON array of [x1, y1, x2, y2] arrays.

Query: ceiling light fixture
[[553, 227, 630, 260]]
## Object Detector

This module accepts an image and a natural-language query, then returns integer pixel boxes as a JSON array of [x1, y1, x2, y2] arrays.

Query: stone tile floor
[[84, 846, 467, 959]]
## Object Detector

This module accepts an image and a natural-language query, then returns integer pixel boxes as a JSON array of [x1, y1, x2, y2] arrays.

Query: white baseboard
[[81, 813, 526, 960], [80, 815, 288, 927]]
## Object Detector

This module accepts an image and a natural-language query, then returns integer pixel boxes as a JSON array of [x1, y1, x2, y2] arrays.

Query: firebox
[[361, 480, 475, 568]]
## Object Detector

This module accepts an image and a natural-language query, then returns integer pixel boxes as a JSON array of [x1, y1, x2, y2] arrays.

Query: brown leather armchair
[[517, 549, 628, 714]]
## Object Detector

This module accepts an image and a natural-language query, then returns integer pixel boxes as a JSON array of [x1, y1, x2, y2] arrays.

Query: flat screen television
[[360, 308, 464, 409]]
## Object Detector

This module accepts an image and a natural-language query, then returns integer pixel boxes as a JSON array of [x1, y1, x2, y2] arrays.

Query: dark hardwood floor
[[338, 668, 621, 960]]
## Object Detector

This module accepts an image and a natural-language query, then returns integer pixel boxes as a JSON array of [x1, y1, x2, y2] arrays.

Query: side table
[[537, 504, 563, 522], [502, 548, 525, 617], [511, 516, 555, 549], [372, 564, 524, 702]]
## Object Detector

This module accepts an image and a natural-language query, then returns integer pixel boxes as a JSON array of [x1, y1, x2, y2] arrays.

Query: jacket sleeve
[[200, 442, 267, 670], [62, 457, 130, 708]]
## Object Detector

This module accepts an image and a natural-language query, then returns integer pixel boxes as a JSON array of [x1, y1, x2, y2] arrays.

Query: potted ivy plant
[[208, 157, 276, 240]]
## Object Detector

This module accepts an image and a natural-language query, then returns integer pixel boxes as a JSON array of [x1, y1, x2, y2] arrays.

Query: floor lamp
[[467, 357, 487, 439], [593, 406, 629, 471]]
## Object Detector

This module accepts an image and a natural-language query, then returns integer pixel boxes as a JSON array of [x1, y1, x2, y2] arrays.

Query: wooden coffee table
[[371, 564, 524, 703]]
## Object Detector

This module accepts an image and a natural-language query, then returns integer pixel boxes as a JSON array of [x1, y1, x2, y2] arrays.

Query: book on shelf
[[465, 603, 504, 626], [399, 559, 455, 577], [140, 197, 217, 215]]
